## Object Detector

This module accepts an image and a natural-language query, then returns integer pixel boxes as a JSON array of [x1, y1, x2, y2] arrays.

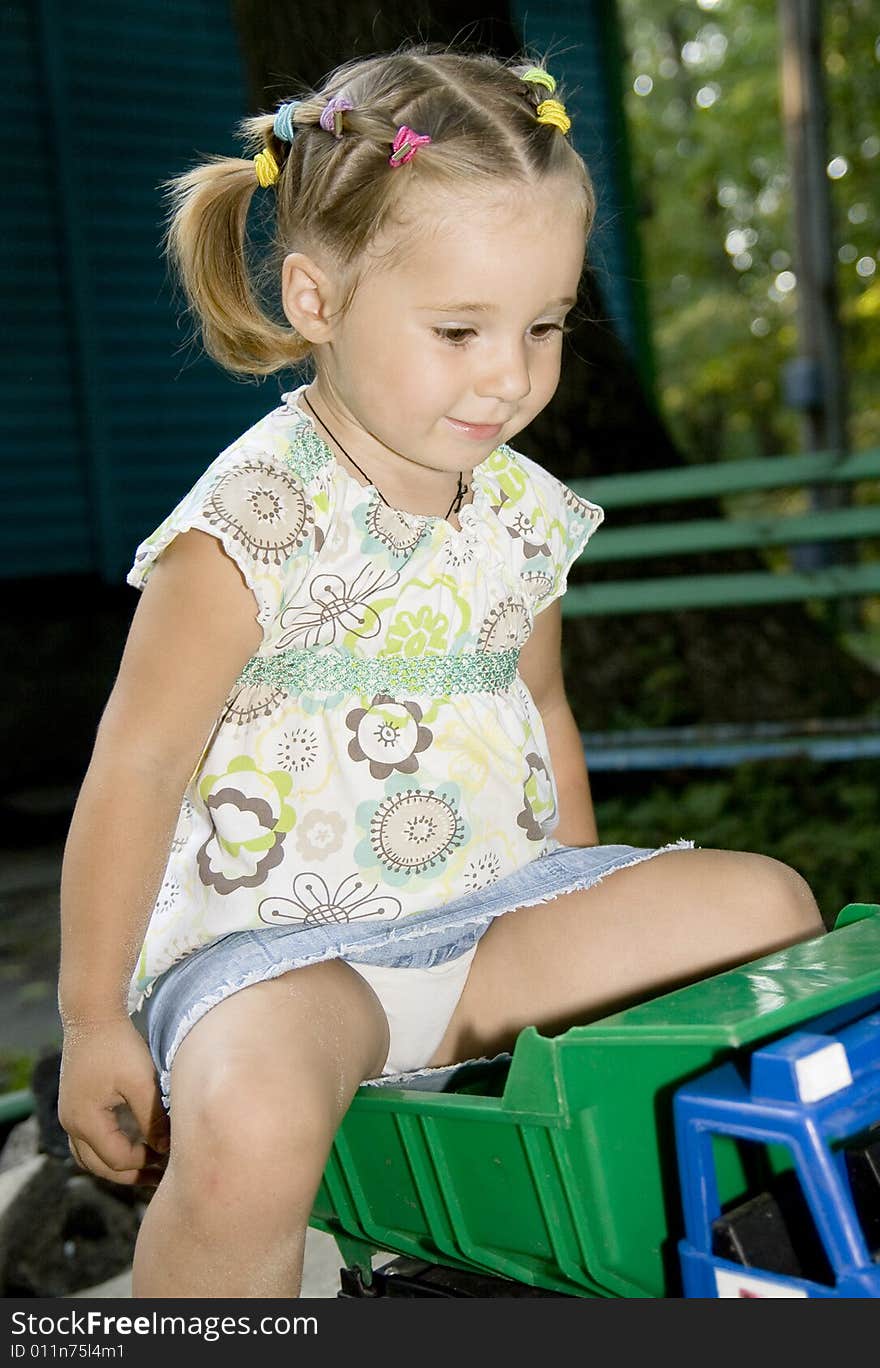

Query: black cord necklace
[[302, 392, 467, 520]]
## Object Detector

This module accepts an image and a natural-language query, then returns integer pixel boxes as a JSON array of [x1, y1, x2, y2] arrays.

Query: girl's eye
[[433, 328, 475, 347], [529, 323, 565, 341]]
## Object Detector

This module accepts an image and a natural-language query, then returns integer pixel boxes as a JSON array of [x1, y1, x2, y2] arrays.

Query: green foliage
[[618, 0, 880, 460], [595, 757, 880, 923], [0, 1049, 35, 1094]]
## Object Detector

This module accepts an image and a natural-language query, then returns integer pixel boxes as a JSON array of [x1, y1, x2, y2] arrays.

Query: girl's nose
[[475, 345, 532, 404]]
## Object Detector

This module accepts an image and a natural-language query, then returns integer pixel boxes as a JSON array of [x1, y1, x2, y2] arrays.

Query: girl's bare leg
[[131, 958, 389, 1298], [431, 848, 824, 1064]]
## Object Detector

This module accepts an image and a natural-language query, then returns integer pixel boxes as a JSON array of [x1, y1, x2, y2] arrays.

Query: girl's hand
[[58, 1017, 171, 1187]]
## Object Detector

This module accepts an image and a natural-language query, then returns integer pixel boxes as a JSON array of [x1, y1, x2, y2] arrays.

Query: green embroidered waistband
[[236, 647, 520, 696]]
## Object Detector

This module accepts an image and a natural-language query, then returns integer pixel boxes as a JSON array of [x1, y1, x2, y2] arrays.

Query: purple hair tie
[[389, 125, 432, 167], [320, 94, 353, 139]]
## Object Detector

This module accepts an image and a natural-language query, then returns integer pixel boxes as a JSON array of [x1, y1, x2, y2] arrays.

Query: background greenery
[[589, 0, 880, 924], [594, 758, 879, 926], [620, 0, 879, 460]]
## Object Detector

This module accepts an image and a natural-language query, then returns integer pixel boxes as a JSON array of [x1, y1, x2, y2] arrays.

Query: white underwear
[[343, 945, 478, 1077]]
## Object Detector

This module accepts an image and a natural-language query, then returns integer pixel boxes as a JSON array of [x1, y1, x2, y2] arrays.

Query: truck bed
[[310, 905, 880, 1298]]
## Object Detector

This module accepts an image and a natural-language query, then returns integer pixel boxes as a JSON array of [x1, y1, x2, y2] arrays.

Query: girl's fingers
[[117, 1096, 170, 1157], [67, 1128, 165, 1187], [69, 1133, 140, 1184], [80, 1135, 165, 1187]]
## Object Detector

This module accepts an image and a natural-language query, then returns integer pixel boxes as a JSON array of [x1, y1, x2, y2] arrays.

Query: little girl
[[57, 44, 823, 1298]]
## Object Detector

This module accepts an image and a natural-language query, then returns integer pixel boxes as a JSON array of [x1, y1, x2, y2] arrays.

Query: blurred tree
[[620, 0, 879, 459], [230, 0, 879, 731]]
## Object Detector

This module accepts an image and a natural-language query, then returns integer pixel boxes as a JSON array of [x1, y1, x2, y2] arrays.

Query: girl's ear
[[281, 253, 340, 342]]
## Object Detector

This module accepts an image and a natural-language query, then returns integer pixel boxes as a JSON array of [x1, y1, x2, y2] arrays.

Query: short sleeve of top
[[125, 438, 317, 639], [505, 449, 604, 615]]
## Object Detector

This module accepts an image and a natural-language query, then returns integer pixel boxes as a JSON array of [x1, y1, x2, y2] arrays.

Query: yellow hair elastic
[[521, 67, 556, 94], [253, 146, 280, 188], [536, 98, 571, 135]]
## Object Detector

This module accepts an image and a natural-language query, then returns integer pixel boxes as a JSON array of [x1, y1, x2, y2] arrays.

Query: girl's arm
[[58, 528, 264, 1183], [518, 600, 599, 847], [58, 528, 263, 1024]]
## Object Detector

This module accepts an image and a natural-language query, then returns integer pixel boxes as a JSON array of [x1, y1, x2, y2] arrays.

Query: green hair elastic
[[521, 67, 557, 94]]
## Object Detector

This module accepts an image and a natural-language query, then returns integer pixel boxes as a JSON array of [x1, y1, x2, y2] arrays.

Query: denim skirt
[[143, 837, 693, 1112]]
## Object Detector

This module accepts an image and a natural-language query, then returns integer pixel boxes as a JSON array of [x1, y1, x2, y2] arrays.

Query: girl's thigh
[[430, 846, 823, 1065], [165, 958, 390, 1191]]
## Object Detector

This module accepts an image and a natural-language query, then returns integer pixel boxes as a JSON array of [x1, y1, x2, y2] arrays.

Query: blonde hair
[[162, 41, 597, 378]]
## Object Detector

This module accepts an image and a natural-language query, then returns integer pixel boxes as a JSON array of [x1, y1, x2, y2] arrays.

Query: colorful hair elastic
[[253, 146, 280, 187], [521, 67, 556, 94], [536, 98, 572, 135], [389, 125, 432, 167], [273, 101, 300, 143], [320, 94, 353, 139]]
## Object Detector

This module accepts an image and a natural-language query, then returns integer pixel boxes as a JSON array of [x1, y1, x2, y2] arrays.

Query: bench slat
[[560, 451, 880, 765], [569, 447, 880, 509], [580, 729, 880, 770], [583, 503, 880, 562], [562, 561, 880, 615]]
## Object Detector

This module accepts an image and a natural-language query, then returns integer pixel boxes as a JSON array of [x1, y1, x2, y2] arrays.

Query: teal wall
[[1, 0, 275, 584]]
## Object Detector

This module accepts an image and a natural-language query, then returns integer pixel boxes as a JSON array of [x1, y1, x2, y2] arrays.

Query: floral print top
[[125, 386, 604, 1013]]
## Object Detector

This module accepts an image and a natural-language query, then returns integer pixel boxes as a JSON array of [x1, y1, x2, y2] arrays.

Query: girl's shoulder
[[488, 442, 604, 530], [126, 395, 330, 636], [210, 390, 335, 482], [484, 442, 605, 615]]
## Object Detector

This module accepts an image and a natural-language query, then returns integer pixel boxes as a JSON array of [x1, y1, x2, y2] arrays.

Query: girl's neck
[[296, 383, 474, 525]]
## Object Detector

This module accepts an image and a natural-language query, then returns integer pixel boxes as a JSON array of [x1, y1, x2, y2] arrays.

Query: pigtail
[[161, 126, 309, 378]]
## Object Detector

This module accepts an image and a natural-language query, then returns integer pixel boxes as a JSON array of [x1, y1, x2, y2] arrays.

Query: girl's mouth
[[445, 417, 503, 440]]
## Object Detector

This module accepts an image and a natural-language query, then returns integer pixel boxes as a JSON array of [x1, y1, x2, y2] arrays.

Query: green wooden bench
[[563, 446, 880, 770]]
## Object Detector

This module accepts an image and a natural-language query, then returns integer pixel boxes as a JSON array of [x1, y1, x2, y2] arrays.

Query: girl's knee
[[728, 850, 824, 940], [169, 1061, 341, 1202]]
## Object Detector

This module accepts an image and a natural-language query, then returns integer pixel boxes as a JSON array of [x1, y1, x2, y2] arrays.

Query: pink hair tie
[[320, 94, 353, 139], [389, 125, 432, 167]]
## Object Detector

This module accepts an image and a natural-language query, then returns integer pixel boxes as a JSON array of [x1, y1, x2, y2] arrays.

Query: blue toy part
[[675, 995, 880, 1298]]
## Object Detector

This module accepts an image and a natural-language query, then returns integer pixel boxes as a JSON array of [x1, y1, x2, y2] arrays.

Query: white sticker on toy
[[715, 1267, 808, 1298]]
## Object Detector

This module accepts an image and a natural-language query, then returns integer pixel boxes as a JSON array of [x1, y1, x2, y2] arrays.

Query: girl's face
[[310, 179, 588, 495]]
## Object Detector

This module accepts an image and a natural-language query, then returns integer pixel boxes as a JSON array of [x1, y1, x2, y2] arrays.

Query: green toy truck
[[314, 903, 880, 1298]]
